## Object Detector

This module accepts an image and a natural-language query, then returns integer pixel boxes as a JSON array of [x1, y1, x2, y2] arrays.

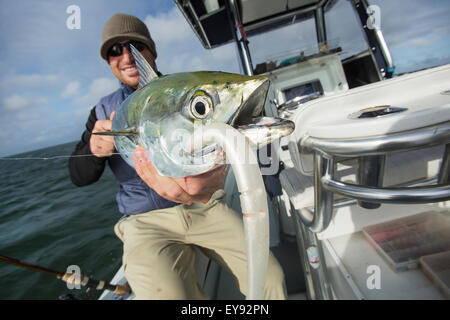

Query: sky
[[0, 0, 449, 157]]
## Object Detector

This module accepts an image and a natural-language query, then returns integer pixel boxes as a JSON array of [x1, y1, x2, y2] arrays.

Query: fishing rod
[[0, 152, 127, 161], [0, 254, 131, 297]]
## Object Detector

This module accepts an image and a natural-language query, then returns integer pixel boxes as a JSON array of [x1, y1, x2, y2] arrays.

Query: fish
[[95, 44, 294, 178]]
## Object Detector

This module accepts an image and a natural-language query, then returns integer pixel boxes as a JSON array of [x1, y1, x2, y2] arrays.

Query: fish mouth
[[175, 142, 223, 173], [231, 78, 270, 126], [184, 143, 219, 158]]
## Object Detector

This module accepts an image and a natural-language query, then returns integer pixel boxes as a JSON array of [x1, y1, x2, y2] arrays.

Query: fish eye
[[195, 101, 206, 115], [189, 92, 212, 119]]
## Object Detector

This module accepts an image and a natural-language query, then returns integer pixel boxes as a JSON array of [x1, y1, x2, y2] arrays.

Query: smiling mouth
[[122, 66, 138, 74]]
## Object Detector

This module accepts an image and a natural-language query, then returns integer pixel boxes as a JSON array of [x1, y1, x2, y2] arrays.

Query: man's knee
[[122, 243, 208, 300], [268, 254, 285, 281], [264, 253, 287, 300], [124, 262, 189, 299]]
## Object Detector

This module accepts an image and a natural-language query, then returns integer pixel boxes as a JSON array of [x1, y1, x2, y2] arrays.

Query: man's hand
[[90, 111, 116, 157], [133, 146, 228, 204], [133, 146, 194, 205], [174, 164, 227, 204]]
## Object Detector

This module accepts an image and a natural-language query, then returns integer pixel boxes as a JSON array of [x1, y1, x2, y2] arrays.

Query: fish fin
[[92, 128, 138, 136], [130, 43, 158, 88]]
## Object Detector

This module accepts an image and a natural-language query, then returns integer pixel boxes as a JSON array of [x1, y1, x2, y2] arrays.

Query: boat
[[100, 0, 450, 300]]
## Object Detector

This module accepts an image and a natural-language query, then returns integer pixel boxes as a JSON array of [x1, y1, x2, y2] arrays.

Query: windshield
[[247, 0, 450, 75]]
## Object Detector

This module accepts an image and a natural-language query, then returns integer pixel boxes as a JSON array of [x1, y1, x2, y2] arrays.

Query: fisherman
[[69, 13, 287, 300]]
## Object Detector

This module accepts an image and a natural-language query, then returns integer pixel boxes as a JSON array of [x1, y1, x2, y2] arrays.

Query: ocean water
[[0, 142, 123, 300]]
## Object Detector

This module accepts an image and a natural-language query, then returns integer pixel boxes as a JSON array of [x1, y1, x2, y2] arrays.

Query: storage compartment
[[362, 211, 450, 272], [420, 250, 450, 299]]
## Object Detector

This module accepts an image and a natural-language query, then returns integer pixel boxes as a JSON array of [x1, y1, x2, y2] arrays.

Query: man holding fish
[[69, 13, 287, 300]]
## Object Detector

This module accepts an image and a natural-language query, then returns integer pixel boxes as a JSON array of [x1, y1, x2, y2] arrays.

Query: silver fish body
[[111, 71, 294, 177]]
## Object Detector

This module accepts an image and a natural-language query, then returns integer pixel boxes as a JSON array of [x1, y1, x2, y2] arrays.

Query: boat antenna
[[0, 254, 131, 297]]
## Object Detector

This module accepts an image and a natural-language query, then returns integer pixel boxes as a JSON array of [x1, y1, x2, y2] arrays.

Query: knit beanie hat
[[100, 13, 157, 61]]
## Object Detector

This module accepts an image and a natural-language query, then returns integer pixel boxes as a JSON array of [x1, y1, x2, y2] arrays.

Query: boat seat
[[281, 64, 450, 211], [287, 65, 450, 176]]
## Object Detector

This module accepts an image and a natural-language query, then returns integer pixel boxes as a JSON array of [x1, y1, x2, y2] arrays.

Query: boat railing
[[298, 121, 450, 233], [288, 116, 450, 299]]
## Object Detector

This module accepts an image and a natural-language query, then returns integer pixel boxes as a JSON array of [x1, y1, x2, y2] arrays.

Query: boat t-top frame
[[175, 0, 394, 78]]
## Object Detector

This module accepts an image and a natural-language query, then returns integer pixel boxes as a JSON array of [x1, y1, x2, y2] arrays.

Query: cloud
[[144, 7, 192, 49], [3, 94, 29, 111], [74, 77, 119, 107], [61, 81, 81, 98], [0, 74, 60, 89], [143, 7, 240, 74], [2, 94, 48, 111]]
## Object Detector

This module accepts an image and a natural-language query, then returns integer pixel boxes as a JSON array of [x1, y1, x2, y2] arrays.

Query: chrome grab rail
[[300, 121, 450, 157], [276, 92, 322, 110], [296, 154, 335, 233], [274, 92, 322, 119], [321, 177, 450, 204], [438, 144, 450, 184], [296, 120, 450, 233], [300, 177, 441, 215]]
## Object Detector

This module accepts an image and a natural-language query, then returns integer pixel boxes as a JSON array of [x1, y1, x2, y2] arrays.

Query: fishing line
[[0, 152, 133, 161]]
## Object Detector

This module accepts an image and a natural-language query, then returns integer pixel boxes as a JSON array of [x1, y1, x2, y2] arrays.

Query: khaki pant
[[114, 189, 287, 300]]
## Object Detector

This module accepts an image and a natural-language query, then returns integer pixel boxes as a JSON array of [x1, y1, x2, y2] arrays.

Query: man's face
[[108, 41, 157, 88]]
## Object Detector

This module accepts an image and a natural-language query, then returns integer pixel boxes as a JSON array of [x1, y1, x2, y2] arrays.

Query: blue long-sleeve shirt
[[69, 83, 177, 215]]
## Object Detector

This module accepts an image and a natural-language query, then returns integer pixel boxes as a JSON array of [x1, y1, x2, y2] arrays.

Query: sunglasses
[[107, 41, 146, 57]]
